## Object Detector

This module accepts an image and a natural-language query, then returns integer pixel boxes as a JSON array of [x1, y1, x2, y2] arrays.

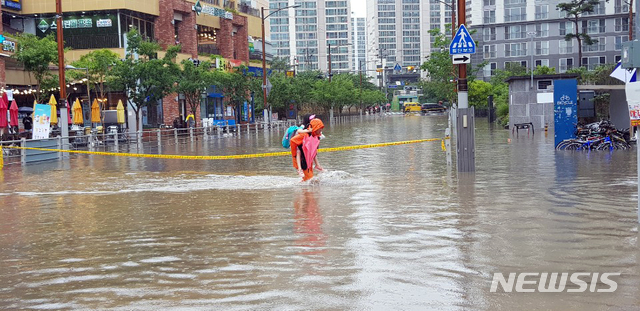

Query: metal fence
[[1, 114, 389, 167]]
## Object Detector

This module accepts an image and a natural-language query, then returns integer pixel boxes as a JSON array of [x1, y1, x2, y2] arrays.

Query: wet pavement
[[0, 115, 639, 310]]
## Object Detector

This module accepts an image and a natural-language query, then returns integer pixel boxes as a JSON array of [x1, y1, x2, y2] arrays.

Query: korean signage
[[1, 0, 21, 11], [553, 79, 578, 147], [36, 14, 117, 37], [197, 4, 234, 20], [32, 104, 52, 139], [0, 34, 16, 57], [626, 81, 640, 126]]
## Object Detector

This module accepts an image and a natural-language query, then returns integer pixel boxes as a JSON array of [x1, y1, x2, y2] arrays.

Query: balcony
[[198, 43, 220, 56], [238, 3, 260, 17]]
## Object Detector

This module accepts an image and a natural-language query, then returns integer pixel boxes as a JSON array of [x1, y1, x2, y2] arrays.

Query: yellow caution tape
[[3, 137, 449, 161]]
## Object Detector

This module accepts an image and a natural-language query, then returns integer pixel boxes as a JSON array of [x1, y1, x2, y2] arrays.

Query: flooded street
[[1, 115, 639, 310]]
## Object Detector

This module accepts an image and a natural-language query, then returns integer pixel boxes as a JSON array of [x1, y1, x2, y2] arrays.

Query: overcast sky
[[352, 0, 367, 17]]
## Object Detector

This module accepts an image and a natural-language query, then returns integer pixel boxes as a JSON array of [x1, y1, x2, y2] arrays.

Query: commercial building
[[470, 0, 630, 80], [1, 0, 267, 127], [269, 0, 352, 73]]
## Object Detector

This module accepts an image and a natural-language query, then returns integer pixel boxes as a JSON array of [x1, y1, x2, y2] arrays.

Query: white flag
[[610, 61, 637, 83]]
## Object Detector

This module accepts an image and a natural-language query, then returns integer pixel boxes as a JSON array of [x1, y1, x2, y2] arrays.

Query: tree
[[175, 60, 217, 127], [107, 29, 179, 131], [13, 34, 59, 103], [69, 49, 120, 101], [69, 49, 120, 124], [217, 66, 252, 123], [557, 0, 601, 68], [269, 56, 290, 73], [468, 80, 493, 108]]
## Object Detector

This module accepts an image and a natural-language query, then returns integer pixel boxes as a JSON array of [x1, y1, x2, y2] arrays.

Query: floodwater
[[0, 115, 639, 310]]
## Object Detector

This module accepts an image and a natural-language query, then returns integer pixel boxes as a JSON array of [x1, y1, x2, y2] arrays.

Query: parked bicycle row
[[556, 120, 632, 151]]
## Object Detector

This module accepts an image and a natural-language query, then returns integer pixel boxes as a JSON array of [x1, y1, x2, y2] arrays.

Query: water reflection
[[0, 116, 639, 309]]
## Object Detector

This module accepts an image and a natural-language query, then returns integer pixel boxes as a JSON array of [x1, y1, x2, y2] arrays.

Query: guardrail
[[1, 114, 390, 168]]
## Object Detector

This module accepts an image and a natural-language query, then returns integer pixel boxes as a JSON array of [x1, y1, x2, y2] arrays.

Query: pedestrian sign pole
[[449, 11, 476, 172]]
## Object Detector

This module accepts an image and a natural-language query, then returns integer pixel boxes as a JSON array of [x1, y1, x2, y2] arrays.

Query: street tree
[[217, 66, 252, 123], [556, 0, 602, 68], [13, 33, 59, 103], [69, 49, 120, 124], [175, 60, 216, 127], [269, 56, 290, 73], [107, 29, 179, 131]]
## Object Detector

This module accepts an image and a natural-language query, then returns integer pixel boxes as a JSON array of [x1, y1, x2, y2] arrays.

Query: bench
[[512, 122, 534, 135]]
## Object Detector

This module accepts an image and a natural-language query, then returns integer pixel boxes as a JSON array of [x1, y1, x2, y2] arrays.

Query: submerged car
[[421, 103, 446, 114]]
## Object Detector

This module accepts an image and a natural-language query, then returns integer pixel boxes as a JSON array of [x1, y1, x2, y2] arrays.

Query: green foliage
[[468, 80, 493, 108], [567, 63, 621, 85], [556, 0, 601, 67], [13, 33, 59, 103], [533, 65, 556, 75], [107, 29, 179, 131], [175, 59, 217, 127], [69, 49, 120, 108], [269, 57, 290, 73]]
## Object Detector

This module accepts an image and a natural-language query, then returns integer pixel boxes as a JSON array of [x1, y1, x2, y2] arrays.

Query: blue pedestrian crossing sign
[[394, 63, 402, 71], [449, 24, 476, 55]]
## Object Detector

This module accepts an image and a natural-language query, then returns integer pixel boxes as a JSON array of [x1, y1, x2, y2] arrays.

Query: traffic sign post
[[450, 21, 476, 172]]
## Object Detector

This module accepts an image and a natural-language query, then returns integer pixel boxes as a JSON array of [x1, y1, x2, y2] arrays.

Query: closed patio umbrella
[[116, 100, 125, 124], [91, 99, 101, 124], [0, 96, 7, 128], [72, 99, 83, 125], [49, 94, 58, 126], [9, 100, 18, 127], [66, 100, 72, 125]]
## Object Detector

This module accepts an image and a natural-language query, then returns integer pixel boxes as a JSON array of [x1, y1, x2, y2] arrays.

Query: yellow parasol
[[116, 100, 125, 124], [72, 98, 84, 125], [31, 100, 37, 118], [90, 99, 101, 124], [48, 94, 58, 125]]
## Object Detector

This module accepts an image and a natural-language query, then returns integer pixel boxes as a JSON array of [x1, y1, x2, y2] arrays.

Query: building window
[[505, 43, 527, 57], [582, 37, 606, 52], [615, 18, 630, 32], [536, 41, 549, 55], [484, 0, 496, 5], [536, 23, 549, 37], [535, 59, 550, 68], [483, 44, 496, 58], [559, 58, 573, 73], [505, 7, 526, 22], [616, 55, 622, 63], [538, 80, 553, 90], [616, 36, 629, 50], [583, 19, 605, 34], [483, 27, 496, 41], [484, 62, 497, 77], [559, 40, 573, 54], [584, 1, 605, 15], [505, 25, 526, 40], [615, 0, 630, 13], [559, 21, 574, 36], [535, 5, 548, 19], [484, 10, 496, 24], [582, 56, 606, 70]]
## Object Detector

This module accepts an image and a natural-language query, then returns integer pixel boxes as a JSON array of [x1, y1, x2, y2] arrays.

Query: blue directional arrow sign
[[449, 24, 476, 55], [394, 63, 402, 71]]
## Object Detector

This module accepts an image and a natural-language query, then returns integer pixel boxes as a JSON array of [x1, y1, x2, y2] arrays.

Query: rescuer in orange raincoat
[[290, 118, 325, 181]]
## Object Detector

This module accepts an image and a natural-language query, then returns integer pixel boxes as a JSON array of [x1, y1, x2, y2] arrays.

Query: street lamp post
[[261, 4, 300, 124], [528, 31, 536, 88]]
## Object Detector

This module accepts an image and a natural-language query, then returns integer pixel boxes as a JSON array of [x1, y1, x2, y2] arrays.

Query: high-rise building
[[471, 0, 630, 80], [351, 17, 366, 71], [365, 0, 428, 83], [269, 0, 352, 73]]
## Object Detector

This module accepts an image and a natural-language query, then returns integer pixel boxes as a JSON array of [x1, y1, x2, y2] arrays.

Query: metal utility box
[[578, 91, 596, 118], [621, 41, 640, 69]]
